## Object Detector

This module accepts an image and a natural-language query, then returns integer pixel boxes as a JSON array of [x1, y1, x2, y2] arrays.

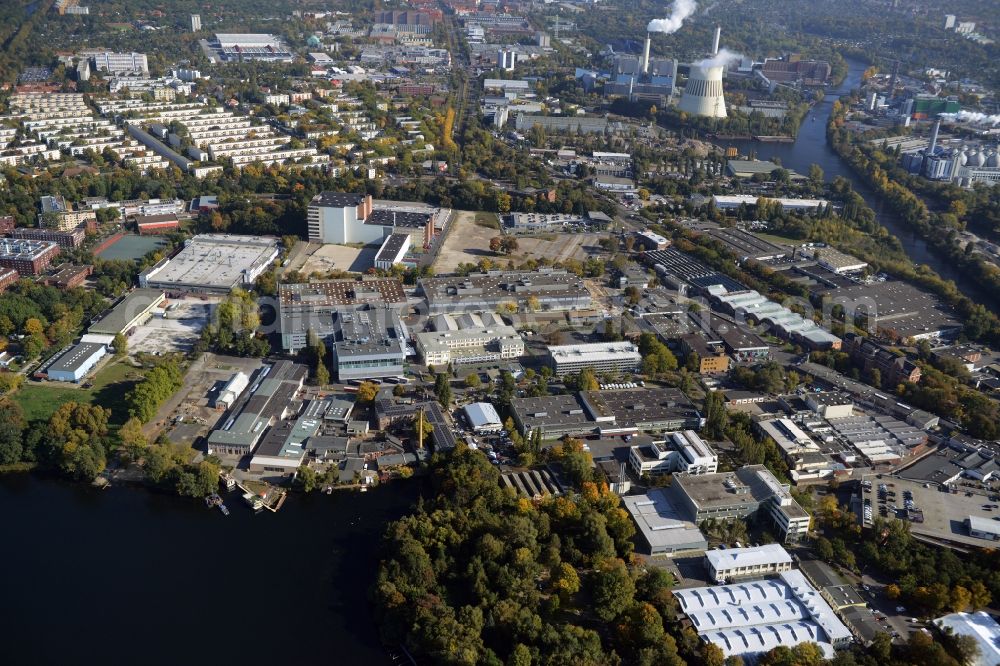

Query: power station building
[[307, 192, 446, 247]]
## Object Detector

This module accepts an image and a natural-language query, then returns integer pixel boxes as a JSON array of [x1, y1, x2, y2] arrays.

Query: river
[[0, 473, 417, 666], [723, 58, 991, 305]]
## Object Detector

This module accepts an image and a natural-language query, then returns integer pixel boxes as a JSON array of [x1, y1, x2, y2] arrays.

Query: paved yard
[[128, 299, 214, 356], [434, 211, 607, 273], [298, 243, 379, 275]]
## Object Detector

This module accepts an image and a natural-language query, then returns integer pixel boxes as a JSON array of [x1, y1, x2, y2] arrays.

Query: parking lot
[[861, 474, 1000, 549]]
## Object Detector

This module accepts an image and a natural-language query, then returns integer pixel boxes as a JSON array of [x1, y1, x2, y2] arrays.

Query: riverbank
[[718, 56, 992, 305], [826, 95, 1000, 340]]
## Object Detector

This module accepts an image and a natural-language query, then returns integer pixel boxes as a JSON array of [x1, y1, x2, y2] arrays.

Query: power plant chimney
[[642, 34, 651, 75], [711, 25, 721, 56], [928, 118, 941, 154]]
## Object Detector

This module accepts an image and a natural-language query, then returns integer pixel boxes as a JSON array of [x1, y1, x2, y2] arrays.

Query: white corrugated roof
[[464, 402, 502, 429], [934, 612, 1000, 666]]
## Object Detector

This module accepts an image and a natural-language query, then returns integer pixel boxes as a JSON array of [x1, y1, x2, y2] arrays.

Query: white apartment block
[[94, 101, 322, 170], [93, 52, 149, 74], [6, 93, 166, 174]]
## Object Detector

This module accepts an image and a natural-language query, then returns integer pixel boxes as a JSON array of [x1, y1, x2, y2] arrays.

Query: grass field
[[12, 360, 146, 425], [752, 231, 802, 247], [474, 212, 500, 229]]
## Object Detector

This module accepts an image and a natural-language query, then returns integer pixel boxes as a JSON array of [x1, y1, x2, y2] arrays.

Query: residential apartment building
[[0, 239, 60, 275], [38, 195, 94, 231], [93, 52, 149, 74], [842, 333, 921, 385], [11, 226, 86, 249]]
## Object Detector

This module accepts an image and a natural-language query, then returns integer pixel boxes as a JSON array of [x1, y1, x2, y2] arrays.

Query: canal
[[0, 473, 417, 665], [723, 58, 990, 305]]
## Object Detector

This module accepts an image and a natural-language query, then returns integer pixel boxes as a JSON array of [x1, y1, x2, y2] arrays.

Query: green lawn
[[12, 360, 146, 425], [753, 231, 803, 247], [474, 212, 501, 229]]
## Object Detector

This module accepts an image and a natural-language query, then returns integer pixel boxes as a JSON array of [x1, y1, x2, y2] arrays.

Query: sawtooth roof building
[[418, 269, 591, 314], [674, 570, 852, 661], [511, 387, 702, 440]]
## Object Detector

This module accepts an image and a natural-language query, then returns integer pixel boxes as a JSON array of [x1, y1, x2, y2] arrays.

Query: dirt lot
[[148, 353, 266, 441], [295, 243, 379, 275], [434, 211, 605, 273], [515, 233, 607, 264], [433, 211, 499, 272]]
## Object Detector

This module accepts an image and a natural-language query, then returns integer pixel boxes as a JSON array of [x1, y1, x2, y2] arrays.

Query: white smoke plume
[[647, 0, 698, 34], [940, 111, 1000, 127], [694, 47, 743, 68]]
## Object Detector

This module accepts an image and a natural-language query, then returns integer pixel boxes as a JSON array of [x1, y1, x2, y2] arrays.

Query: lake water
[[0, 473, 416, 665]]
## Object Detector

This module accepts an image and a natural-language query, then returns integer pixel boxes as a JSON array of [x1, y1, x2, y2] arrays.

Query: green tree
[[578, 367, 600, 392], [465, 373, 481, 389], [703, 391, 729, 439], [591, 557, 635, 622], [434, 373, 452, 408], [47, 402, 110, 480], [356, 381, 379, 403], [112, 332, 128, 358], [296, 464, 317, 492], [119, 416, 148, 461], [0, 399, 25, 465]]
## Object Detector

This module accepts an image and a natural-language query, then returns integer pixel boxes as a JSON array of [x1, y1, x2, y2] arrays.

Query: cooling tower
[[678, 65, 727, 118]]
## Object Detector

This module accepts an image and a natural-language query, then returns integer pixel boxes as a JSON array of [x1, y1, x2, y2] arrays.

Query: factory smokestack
[[711, 25, 721, 56], [928, 118, 941, 154], [642, 34, 651, 74]]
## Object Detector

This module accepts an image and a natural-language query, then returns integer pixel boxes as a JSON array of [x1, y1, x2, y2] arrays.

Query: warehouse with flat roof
[[88, 288, 165, 336], [511, 387, 703, 439], [139, 234, 279, 294], [623, 487, 708, 555], [418, 269, 591, 314], [278, 278, 407, 352], [207, 361, 308, 456]]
